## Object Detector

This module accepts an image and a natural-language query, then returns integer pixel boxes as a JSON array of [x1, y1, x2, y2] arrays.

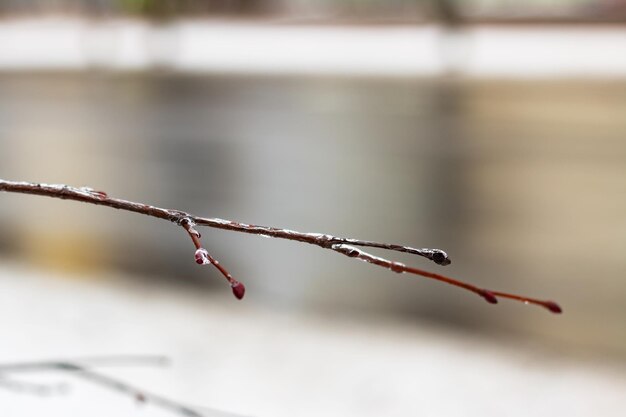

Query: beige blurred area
[[1, 1, 626, 417]]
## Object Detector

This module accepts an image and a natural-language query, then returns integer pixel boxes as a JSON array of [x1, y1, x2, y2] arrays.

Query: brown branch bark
[[0, 178, 561, 313]]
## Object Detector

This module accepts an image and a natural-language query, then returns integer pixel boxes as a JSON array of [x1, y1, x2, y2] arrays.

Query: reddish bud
[[479, 289, 498, 304], [231, 281, 245, 300], [194, 248, 210, 265], [545, 301, 562, 314]]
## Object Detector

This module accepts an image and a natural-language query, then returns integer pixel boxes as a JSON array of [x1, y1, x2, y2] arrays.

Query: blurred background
[[0, 1, 625, 416]]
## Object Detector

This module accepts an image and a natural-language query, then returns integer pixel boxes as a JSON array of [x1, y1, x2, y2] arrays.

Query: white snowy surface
[[0, 261, 624, 417]]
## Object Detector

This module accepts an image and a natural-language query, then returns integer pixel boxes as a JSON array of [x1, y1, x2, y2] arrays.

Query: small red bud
[[545, 301, 562, 314], [479, 289, 498, 304], [231, 281, 245, 300], [194, 248, 210, 265]]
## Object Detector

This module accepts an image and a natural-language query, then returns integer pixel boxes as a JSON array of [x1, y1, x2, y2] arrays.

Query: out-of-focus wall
[[0, 0, 625, 361], [1, 74, 625, 358]]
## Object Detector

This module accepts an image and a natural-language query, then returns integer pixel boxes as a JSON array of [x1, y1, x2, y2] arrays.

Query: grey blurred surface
[[0, 261, 625, 417], [0, 73, 625, 360]]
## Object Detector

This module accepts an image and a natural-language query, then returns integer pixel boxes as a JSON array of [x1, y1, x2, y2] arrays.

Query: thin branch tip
[[545, 301, 563, 314]]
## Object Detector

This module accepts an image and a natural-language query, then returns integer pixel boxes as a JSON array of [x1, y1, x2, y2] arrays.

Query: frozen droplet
[[194, 248, 210, 265], [545, 301, 562, 314]]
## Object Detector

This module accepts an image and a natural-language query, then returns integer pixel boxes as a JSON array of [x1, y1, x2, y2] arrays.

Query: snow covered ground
[[0, 260, 624, 417]]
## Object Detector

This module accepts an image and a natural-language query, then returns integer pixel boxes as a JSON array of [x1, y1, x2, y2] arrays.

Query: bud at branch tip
[[231, 281, 245, 300]]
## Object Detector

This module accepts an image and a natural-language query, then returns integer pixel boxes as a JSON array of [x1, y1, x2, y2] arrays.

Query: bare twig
[[0, 179, 561, 313], [181, 218, 245, 299], [0, 355, 170, 372], [0, 356, 246, 417]]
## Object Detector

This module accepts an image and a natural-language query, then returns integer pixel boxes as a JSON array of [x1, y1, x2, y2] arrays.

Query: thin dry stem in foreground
[[0, 355, 244, 417], [0, 179, 561, 313]]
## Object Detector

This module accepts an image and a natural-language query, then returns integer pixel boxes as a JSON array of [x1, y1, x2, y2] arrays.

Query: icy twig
[[0, 179, 561, 313], [180, 218, 245, 300]]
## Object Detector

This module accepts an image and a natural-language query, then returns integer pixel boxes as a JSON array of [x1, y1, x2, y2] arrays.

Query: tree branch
[[0, 179, 561, 313]]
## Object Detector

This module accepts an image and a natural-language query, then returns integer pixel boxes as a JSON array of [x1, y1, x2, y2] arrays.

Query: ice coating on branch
[[194, 248, 211, 265], [430, 250, 451, 266]]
